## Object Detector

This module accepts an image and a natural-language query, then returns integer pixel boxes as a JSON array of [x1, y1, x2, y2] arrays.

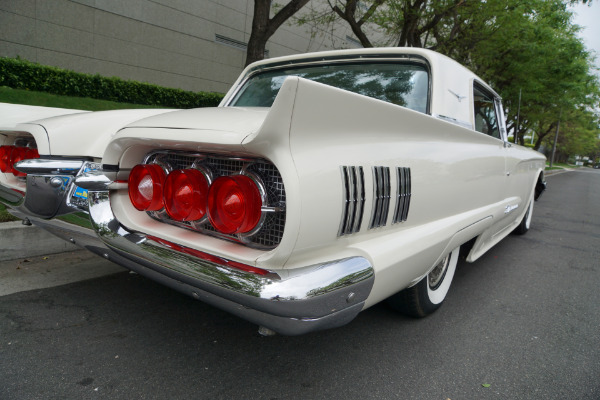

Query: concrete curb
[[544, 168, 576, 177], [0, 221, 79, 261]]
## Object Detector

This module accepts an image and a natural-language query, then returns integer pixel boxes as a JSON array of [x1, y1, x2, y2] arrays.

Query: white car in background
[[0, 48, 546, 335]]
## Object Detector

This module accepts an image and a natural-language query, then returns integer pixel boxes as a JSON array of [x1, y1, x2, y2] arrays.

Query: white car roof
[[222, 48, 498, 130]]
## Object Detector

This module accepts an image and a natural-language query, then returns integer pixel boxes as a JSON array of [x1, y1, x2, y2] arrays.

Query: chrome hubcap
[[428, 255, 450, 290]]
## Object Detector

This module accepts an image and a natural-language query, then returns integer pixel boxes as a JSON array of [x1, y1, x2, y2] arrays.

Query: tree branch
[[267, 0, 312, 37]]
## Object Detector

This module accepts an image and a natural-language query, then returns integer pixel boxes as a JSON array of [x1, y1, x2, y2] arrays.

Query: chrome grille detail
[[393, 167, 412, 223], [338, 166, 365, 236], [369, 166, 391, 229], [144, 151, 285, 249]]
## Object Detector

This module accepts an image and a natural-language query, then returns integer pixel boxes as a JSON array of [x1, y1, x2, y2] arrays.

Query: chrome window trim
[[225, 56, 432, 115], [435, 114, 473, 130], [472, 81, 503, 141], [494, 97, 509, 143]]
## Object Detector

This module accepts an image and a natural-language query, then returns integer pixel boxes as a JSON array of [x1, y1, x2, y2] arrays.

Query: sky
[[570, 1, 600, 75]]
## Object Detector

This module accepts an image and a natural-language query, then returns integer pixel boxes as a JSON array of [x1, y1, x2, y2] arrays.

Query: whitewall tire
[[388, 246, 460, 317], [514, 196, 534, 235]]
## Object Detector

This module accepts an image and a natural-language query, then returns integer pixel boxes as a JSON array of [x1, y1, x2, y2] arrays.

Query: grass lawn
[[0, 86, 166, 111], [0, 203, 19, 223], [545, 161, 581, 170]]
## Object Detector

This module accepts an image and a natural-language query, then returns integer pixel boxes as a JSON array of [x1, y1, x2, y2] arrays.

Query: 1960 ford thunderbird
[[0, 48, 546, 335]]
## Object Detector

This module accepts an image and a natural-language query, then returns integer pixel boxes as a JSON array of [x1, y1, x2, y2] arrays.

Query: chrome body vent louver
[[338, 166, 366, 236], [369, 166, 391, 229], [339, 165, 411, 236], [393, 167, 412, 223]]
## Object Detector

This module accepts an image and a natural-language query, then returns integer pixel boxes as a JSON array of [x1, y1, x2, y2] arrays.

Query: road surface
[[1, 169, 598, 399]]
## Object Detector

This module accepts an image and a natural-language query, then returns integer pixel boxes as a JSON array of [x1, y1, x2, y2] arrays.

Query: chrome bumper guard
[[3, 162, 375, 335], [9, 159, 101, 218]]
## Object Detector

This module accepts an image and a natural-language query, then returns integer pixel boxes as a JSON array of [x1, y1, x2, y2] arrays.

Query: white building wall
[[0, 0, 364, 93]]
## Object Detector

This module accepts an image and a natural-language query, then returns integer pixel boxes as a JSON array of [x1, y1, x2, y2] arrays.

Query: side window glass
[[473, 85, 500, 139]]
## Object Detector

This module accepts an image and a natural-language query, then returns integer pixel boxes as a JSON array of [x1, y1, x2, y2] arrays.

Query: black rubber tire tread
[[387, 247, 460, 318], [387, 279, 439, 318]]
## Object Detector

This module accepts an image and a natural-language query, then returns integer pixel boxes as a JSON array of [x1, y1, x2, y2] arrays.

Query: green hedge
[[0, 57, 224, 109]]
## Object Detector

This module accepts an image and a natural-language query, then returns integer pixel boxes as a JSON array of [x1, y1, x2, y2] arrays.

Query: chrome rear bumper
[[1, 162, 375, 335], [86, 190, 374, 335]]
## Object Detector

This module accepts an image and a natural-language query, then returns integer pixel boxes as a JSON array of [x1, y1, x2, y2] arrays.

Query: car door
[[472, 83, 518, 235]]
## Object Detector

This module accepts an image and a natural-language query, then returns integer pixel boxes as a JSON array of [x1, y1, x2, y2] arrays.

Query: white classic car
[[0, 48, 546, 335]]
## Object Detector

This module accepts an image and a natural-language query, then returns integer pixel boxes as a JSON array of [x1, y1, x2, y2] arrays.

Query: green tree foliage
[[300, 0, 600, 157], [554, 109, 600, 162], [439, 0, 600, 153]]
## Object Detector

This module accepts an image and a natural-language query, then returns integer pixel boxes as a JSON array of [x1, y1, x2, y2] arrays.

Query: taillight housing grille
[[139, 151, 286, 249]]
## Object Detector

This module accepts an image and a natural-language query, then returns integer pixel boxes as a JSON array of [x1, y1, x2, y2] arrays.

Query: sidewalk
[[0, 248, 124, 296], [0, 220, 125, 295], [0, 220, 79, 261]]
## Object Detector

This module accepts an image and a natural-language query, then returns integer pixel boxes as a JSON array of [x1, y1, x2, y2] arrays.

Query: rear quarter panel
[[264, 78, 514, 305]]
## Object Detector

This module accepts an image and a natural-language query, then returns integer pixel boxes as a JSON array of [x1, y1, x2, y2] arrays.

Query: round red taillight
[[128, 164, 166, 211], [207, 175, 262, 234], [163, 169, 209, 221], [25, 148, 40, 160], [10, 147, 28, 177], [0, 146, 13, 173]]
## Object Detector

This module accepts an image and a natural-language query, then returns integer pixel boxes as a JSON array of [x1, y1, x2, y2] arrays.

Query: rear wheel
[[513, 196, 534, 235], [388, 246, 460, 317]]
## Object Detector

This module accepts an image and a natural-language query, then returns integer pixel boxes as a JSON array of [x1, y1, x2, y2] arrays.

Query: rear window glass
[[230, 62, 429, 113]]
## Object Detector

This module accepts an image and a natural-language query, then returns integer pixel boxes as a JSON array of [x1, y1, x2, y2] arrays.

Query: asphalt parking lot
[[1, 169, 599, 399]]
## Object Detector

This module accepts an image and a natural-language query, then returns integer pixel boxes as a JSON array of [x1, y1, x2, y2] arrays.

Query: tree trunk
[[332, 0, 383, 48], [245, 0, 310, 67], [246, 0, 271, 67], [533, 121, 556, 151]]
